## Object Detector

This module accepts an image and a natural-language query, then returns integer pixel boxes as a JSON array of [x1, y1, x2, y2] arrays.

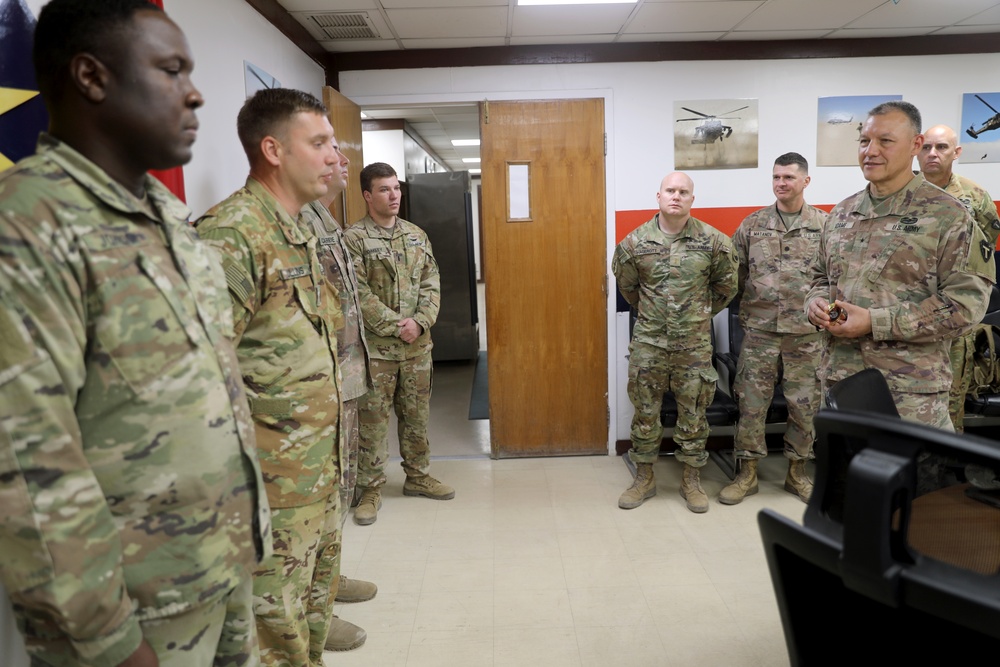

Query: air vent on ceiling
[[307, 12, 380, 40]]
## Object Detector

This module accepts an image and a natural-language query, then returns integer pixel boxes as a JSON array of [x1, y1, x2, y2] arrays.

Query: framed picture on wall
[[817, 95, 901, 166], [673, 98, 758, 170], [959, 92, 1000, 164], [244, 61, 280, 99]]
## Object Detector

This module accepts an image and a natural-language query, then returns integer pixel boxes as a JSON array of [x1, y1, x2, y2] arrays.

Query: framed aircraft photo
[[673, 98, 758, 170], [959, 92, 1000, 164], [817, 94, 902, 166]]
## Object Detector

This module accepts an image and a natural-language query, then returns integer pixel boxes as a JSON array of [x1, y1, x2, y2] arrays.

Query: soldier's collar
[[245, 177, 311, 245]]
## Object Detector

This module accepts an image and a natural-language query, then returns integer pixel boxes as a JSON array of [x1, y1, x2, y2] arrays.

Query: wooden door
[[480, 99, 607, 457], [322, 86, 365, 226]]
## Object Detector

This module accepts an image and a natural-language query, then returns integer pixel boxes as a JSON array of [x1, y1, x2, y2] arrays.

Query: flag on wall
[[0, 0, 47, 172]]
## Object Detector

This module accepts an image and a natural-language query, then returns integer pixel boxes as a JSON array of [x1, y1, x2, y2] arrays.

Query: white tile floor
[[325, 443, 805, 666]]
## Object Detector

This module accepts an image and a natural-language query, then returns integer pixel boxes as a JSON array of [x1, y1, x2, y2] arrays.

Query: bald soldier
[[807, 102, 994, 435], [917, 124, 1000, 431], [613, 172, 738, 513]]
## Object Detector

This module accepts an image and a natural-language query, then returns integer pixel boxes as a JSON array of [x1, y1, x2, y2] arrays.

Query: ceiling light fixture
[[452, 139, 481, 146], [462, 157, 481, 163]]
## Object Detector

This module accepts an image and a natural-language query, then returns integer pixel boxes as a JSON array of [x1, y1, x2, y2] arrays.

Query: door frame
[[347, 88, 618, 453]]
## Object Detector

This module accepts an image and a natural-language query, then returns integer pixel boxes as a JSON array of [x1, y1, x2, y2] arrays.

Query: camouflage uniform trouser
[[340, 397, 360, 523], [22, 574, 258, 667], [627, 340, 717, 467], [948, 331, 974, 433], [733, 329, 823, 461], [356, 353, 432, 489], [253, 493, 340, 667]]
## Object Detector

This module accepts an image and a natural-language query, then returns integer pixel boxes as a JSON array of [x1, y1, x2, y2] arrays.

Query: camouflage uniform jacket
[[733, 203, 828, 334], [344, 214, 440, 361], [612, 215, 738, 351], [806, 173, 996, 393], [0, 135, 269, 666], [302, 201, 372, 403], [197, 178, 343, 509], [941, 172, 1000, 248]]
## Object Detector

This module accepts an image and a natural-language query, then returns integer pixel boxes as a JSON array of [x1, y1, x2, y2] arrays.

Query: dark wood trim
[[327, 33, 1000, 75]]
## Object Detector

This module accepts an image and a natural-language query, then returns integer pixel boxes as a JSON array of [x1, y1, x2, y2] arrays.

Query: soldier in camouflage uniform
[[0, 2, 270, 665], [720, 153, 828, 506], [299, 133, 378, 653], [344, 162, 453, 526], [196, 89, 347, 667], [917, 124, 1000, 431], [612, 172, 738, 513], [807, 102, 995, 436]]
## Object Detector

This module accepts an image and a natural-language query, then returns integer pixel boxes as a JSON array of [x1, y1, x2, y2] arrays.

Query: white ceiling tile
[[509, 34, 619, 44], [826, 26, 941, 38], [959, 4, 1000, 23], [511, 5, 635, 36], [848, 0, 999, 28], [737, 0, 885, 31], [723, 29, 833, 40], [628, 1, 764, 33], [937, 23, 1000, 34], [616, 31, 726, 42], [279, 0, 379, 10], [401, 37, 507, 48], [381, 0, 506, 6], [385, 7, 508, 39], [321, 39, 401, 51]]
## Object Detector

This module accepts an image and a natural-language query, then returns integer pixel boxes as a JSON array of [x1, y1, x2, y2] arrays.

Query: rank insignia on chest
[[279, 265, 310, 280], [982, 240, 994, 263]]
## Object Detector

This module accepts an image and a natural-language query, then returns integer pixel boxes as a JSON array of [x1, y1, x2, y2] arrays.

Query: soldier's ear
[[260, 136, 282, 167], [70, 53, 110, 103], [955, 145, 963, 160]]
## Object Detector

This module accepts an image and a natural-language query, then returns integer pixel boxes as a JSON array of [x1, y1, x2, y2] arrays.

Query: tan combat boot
[[679, 464, 709, 513], [718, 459, 759, 505], [403, 474, 456, 500], [618, 462, 656, 509], [353, 486, 381, 525], [336, 575, 378, 603], [784, 459, 813, 503], [325, 615, 366, 651]]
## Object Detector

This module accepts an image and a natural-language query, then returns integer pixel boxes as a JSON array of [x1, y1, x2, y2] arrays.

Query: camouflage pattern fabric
[[302, 202, 372, 404], [940, 173, 999, 431], [807, 173, 995, 426], [733, 203, 828, 334], [196, 177, 343, 510], [612, 215, 737, 351], [252, 495, 339, 667], [733, 330, 824, 460], [356, 354, 433, 489], [0, 135, 269, 666], [343, 215, 440, 361], [339, 398, 360, 523], [197, 178, 345, 666], [942, 172, 1000, 248], [626, 341, 717, 466], [732, 203, 827, 460]]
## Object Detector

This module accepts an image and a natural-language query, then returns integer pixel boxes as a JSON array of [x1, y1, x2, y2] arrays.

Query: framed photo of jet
[[673, 98, 758, 170], [959, 92, 1000, 164], [817, 94, 901, 167]]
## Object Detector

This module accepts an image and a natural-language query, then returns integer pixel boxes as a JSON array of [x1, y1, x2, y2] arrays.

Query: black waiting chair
[[759, 409, 1000, 665], [824, 367, 900, 418], [964, 284, 1000, 418]]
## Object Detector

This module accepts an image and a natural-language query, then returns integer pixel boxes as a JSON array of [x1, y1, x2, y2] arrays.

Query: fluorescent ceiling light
[[468, 169, 482, 174], [360, 111, 369, 119], [462, 157, 481, 163], [452, 139, 480, 146], [518, 0, 636, 5]]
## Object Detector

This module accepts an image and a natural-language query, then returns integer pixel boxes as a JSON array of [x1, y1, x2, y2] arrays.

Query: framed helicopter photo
[[673, 98, 758, 170], [959, 92, 1000, 164], [816, 94, 901, 166]]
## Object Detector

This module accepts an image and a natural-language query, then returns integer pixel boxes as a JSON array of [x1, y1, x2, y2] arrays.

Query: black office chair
[[824, 367, 899, 417], [759, 410, 1000, 665]]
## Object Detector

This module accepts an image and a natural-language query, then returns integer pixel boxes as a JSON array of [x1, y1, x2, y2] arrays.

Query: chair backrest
[[760, 409, 1000, 665], [824, 367, 899, 417]]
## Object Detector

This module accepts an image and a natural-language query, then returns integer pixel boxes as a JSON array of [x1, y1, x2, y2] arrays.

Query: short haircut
[[868, 100, 922, 135], [360, 162, 398, 194], [774, 152, 809, 174], [236, 88, 328, 164], [33, 0, 160, 103]]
